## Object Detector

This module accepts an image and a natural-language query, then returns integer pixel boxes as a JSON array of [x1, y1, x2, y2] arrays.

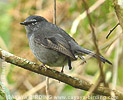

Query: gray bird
[[20, 15, 112, 71]]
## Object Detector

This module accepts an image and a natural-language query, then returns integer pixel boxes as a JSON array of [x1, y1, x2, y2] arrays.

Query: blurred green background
[[0, 0, 123, 100]]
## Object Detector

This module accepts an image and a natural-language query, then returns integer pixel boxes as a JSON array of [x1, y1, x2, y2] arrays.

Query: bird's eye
[[31, 22, 37, 25]]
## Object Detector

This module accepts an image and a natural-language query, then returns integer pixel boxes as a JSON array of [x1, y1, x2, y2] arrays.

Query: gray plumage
[[20, 15, 112, 70]]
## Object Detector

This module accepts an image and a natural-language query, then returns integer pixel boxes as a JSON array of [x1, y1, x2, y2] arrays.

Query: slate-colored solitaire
[[20, 15, 112, 70]]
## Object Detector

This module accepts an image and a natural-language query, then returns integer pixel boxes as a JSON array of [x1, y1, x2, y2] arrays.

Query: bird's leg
[[68, 57, 72, 70], [61, 66, 64, 73], [59, 66, 64, 83], [39, 63, 47, 70]]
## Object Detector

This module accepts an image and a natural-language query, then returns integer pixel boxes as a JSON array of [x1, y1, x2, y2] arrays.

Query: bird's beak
[[20, 22, 26, 25]]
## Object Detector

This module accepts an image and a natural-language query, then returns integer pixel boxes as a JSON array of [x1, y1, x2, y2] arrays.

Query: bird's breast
[[28, 35, 68, 67]]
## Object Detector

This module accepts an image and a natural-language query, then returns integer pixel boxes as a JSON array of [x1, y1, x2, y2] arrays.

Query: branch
[[70, 0, 105, 36], [53, 0, 56, 25], [114, 0, 123, 30], [82, 0, 107, 87], [0, 48, 123, 99]]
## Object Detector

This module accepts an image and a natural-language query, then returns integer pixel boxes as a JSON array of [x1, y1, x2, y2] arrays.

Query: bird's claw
[[39, 64, 47, 71]]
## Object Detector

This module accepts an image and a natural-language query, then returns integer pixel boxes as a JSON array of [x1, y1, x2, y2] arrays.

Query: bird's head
[[20, 15, 47, 33]]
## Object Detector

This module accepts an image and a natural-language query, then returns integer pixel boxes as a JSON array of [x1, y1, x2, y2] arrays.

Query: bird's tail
[[76, 46, 112, 65]]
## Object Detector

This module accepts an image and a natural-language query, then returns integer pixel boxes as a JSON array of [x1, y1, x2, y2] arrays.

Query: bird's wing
[[34, 33, 76, 59]]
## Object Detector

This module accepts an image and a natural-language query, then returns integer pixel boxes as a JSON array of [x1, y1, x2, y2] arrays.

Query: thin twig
[[112, 29, 120, 89], [82, 0, 107, 87], [85, 77, 102, 100], [106, 23, 120, 39], [111, 27, 120, 100], [45, 1, 57, 99], [53, 0, 56, 24], [22, 80, 52, 98]]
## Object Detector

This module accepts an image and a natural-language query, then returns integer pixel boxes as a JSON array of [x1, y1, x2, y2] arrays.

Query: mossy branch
[[0, 48, 123, 99]]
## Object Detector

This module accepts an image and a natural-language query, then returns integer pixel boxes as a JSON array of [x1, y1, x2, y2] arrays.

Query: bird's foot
[[39, 64, 47, 70]]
